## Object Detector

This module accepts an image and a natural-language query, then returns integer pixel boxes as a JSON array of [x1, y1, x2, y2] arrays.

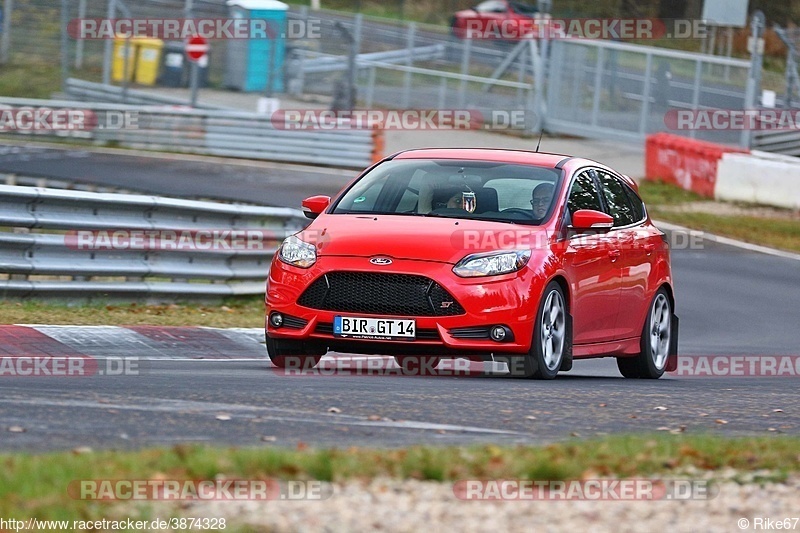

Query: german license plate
[[333, 316, 415, 340]]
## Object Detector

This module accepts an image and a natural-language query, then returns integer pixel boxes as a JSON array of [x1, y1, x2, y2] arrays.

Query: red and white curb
[[0, 325, 266, 360]]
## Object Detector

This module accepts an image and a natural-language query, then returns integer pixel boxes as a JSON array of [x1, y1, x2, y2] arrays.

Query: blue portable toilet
[[225, 0, 287, 92]]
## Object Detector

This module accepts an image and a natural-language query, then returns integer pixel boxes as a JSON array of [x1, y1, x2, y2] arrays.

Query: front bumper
[[266, 255, 546, 356]]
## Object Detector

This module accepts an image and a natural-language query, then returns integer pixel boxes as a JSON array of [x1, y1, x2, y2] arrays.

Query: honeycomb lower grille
[[298, 272, 464, 317]]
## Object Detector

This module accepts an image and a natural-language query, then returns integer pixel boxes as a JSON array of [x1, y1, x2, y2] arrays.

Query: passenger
[[419, 184, 468, 213]]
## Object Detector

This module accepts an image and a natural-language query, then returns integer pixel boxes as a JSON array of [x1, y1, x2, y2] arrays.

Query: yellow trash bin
[[111, 36, 137, 82], [134, 38, 165, 86]]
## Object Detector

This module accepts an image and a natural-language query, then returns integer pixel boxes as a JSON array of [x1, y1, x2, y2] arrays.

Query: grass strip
[[0, 297, 265, 328], [1, 435, 799, 518], [638, 181, 800, 253]]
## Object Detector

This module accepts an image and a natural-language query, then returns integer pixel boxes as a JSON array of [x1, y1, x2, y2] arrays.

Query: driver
[[530, 182, 555, 218]]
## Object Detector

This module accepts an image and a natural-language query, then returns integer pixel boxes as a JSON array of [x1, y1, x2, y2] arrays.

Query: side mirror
[[571, 209, 614, 232], [301, 195, 331, 219]]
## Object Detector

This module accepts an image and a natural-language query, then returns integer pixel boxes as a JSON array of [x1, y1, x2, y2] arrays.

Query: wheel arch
[[548, 274, 571, 313]]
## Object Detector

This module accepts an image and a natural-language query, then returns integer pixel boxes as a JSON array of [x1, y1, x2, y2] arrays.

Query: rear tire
[[499, 281, 570, 380], [617, 288, 672, 379], [266, 336, 323, 370]]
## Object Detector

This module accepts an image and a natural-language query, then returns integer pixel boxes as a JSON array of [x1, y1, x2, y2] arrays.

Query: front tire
[[617, 288, 672, 379], [499, 281, 570, 380], [266, 336, 323, 370]]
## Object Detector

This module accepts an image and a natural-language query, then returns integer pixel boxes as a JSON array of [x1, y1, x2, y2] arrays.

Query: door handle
[[608, 249, 621, 261]]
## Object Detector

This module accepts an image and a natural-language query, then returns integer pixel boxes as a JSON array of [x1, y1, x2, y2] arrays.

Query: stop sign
[[185, 36, 209, 62]]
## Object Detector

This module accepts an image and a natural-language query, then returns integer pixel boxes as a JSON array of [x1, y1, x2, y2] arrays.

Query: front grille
[[315, 323, 440, 340], [298, 272, 464, 317]]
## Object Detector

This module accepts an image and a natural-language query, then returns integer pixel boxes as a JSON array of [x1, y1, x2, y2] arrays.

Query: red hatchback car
[[266, 149, 678, 379], [451, 0, 539, 40]]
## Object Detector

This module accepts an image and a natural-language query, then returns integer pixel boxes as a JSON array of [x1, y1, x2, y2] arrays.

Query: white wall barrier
[[716, 151, 800, 210]]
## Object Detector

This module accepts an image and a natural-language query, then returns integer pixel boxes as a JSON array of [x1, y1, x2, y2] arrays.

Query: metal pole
[[741, 11, 765, 149], [689, 59, 702, 139], [75, 0, 86, 68], [458, 36, 471, 108], [266, 34, 276, 98], [121, 37, 132, 103], [402, 22, 415, 108], [102, 0, 116, 85], [1, 0, 13, 65], [190, 61, 199, 107], [365, 66, 376, 108], [638, 53, 653, 136], [61, 0, 69, 92], [590, 47, 604, 127], [723, 26, 733, 81]]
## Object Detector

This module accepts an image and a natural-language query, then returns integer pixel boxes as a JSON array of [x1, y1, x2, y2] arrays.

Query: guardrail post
[[365, 66, 376, 108], [371, 127, 384, 164], [438, 77, 447, 109]]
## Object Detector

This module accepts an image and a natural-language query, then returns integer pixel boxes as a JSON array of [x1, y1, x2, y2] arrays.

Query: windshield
[[332, 159, 562, 225]]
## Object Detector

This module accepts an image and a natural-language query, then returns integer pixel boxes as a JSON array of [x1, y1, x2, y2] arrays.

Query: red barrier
[[645, 133, 748, 198]]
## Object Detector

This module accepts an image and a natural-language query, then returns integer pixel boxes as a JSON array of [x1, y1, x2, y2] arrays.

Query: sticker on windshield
[[353, 196, 367, 203]]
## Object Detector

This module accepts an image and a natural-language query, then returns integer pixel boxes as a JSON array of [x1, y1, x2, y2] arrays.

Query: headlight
[[278, 235, 316, 268], [453, 250, 531, 278]]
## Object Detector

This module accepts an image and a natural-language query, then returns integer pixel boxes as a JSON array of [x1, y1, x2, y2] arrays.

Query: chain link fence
[[0, 0, 778, 150]]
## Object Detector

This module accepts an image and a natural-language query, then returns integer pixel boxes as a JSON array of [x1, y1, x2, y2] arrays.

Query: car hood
[[298, 214, 549, 264]]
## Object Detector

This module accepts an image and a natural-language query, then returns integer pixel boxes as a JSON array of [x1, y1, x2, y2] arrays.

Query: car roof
[[391, 148, 573, 168]]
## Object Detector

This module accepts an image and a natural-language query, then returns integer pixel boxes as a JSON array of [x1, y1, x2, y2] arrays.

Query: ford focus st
[[266, 148, 678, 379]]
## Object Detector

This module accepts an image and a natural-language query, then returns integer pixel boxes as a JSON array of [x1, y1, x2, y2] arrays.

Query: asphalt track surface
[[0, 144, 798, 452], [0, 143, 355, 207]]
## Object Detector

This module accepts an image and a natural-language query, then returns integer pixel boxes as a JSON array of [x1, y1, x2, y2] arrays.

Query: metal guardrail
[[63, 78, 229, 109], [298, 45, 446, 74], [752, 129, 800, 157], [0, 184, 308, 299], [0, 96, 382, 169]]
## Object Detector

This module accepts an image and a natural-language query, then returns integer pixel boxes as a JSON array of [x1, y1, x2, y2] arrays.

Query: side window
[[623, 185, 646, 223], [475, 0, 508, 13], [598, 171, 637, 227], [567, 171, 603, 216]]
